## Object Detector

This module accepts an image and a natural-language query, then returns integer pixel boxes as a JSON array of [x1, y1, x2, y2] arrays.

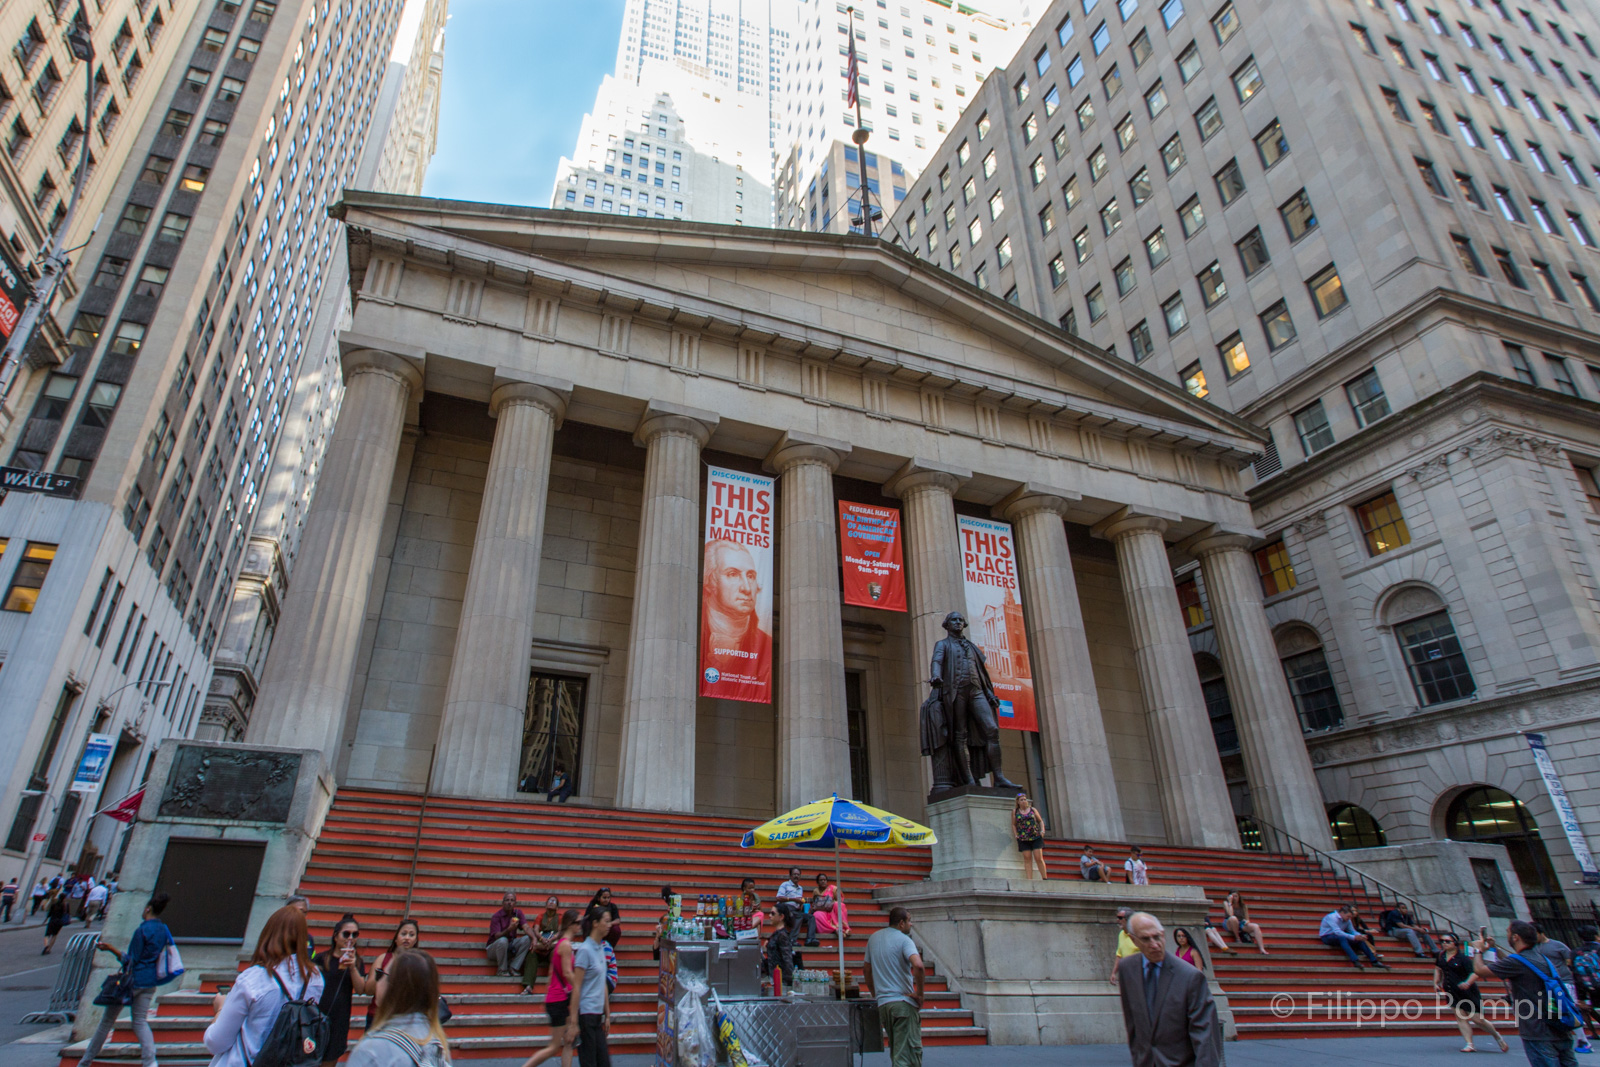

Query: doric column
[[1099, 512, 1238, 849], [249, 347, 422, 759], [615, 401, 719, 812], [769, 432, 852, 809], [884, 459, 971, 703], [1187, 529, 1333, 851], [431, 374, 572, 799], [1000, 487, 1124, 840]]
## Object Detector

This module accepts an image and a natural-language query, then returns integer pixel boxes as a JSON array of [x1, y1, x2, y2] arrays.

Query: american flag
[[846, 30, 860, 107]]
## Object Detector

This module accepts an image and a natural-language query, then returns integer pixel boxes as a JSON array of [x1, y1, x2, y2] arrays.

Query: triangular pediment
[[336, 192, 1266, 460]]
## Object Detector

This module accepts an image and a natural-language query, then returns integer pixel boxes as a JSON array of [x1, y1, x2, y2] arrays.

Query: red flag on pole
[[96, 788, 144, 824], [846, 32, 860, 107]]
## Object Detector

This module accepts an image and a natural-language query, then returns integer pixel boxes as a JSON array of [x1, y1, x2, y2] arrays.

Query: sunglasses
[[339, 930, 361, 939]]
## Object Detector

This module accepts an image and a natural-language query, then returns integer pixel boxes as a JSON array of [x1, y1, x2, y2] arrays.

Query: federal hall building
[[240, 193, 1597, 921]]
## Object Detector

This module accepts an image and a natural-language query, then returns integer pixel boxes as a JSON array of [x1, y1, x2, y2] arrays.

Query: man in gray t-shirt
[[571, 909, 613, 1067], [864, 907, 926, 1067]]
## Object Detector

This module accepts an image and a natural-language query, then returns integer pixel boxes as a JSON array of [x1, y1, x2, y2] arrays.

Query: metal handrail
[[1243, 815, 1475, 942], [399, 745, 436, 919], [20, 930, 99, 1023]]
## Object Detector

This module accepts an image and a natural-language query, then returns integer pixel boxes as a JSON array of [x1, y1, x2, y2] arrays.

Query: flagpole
[[845, 7, 876, 238]]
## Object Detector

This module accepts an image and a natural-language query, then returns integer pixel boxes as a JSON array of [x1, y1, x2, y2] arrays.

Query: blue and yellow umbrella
[[741, 794, 936, 980]]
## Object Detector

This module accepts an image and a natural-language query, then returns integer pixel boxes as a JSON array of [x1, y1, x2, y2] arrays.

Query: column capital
[[765, 430, 851, 475], [490, 370, 573, 425], [883, 457, 971, 499], [997, 482, 1082, 522], [1180, 524, 1263, 559], [634, 399, 718, 449], [1092, 505, 1180, 542], [341, 346, 424, 396]]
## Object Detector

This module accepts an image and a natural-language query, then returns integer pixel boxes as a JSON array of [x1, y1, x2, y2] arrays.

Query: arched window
[[1381, 585, 1476, 706], [1275, 626, 1344, 732], [1194, 652, 1237, 754], [1445, 786, 1569, 921], [1328, 802, 1387, 850]]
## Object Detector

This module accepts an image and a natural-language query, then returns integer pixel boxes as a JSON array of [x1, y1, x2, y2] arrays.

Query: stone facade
[[235, 196, 1353, 854]]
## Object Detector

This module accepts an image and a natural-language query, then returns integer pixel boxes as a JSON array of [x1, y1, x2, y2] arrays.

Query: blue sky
[[422, 0, 626, 206]]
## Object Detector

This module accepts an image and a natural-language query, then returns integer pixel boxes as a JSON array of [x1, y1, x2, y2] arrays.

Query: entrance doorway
[[845, 671, 870, 804], [1445, 786, 1569, 922], [519, 673, 587, 798]]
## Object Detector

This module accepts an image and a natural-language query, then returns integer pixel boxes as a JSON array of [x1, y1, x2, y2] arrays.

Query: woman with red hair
[[204, 905, 326, 1067]]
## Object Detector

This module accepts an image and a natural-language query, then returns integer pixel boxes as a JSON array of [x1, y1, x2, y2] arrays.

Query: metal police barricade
[[20, 930, 100, 1022]]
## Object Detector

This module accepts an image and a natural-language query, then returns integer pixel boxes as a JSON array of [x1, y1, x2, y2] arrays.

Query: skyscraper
[[0, 0, 447, 887], [891, 0, 1600, 916], [549, 69, 772, 225], [773, 0, 1027, 233]]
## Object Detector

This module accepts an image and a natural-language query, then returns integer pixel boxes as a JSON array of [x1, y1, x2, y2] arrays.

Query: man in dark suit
[[1116, 911, 1225, 1067]]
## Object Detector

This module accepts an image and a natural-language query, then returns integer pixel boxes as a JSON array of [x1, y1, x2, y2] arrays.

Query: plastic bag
[[676, 976, 716, 1067]]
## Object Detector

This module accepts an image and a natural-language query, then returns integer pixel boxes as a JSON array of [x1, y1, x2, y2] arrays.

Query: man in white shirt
[[83, 880, 109, 925], [775, 867, 818, 945]]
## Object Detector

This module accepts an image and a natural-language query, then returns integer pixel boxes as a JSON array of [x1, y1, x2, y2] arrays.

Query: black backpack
[[245, 966, 330, 1067]]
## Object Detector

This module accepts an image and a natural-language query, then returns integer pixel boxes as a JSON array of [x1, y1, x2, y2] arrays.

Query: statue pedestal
[[927, 791, 1027, 882]]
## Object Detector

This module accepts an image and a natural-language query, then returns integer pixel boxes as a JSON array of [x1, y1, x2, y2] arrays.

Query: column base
[[872, 877, 1234, 1045], [927, 792, 1030, 882]]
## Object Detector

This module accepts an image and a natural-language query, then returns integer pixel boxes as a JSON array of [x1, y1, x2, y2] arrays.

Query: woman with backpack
[[347, 949, 451, 1067], [75, 893, 179, 1067], [315, 914, 370, 1065], [204, 905, 326, 1067]]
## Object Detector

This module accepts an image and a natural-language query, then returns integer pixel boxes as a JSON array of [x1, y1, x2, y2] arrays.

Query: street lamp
[[9, 677, 171, 923], [0, 20, 97, 404]]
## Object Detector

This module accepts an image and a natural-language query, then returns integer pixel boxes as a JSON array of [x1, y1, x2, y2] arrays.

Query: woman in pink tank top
[[520, 909, 583, 1067]]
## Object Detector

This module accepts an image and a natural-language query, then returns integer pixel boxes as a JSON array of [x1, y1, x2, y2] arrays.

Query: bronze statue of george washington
[[919, 610, 1020, 794]]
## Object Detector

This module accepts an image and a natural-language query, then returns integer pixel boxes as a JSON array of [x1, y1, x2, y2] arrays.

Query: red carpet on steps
[[72, 787, 1484, 1063]]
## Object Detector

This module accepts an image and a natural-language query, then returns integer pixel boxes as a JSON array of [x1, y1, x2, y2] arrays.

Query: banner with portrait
[[956, 515, 1038, 731], [838, 501, 907, 611], [700, 466, 776, 703]]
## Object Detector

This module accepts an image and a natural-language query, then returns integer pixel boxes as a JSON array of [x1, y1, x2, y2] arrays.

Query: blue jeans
[[1321, 932, 1379, 965], [1522, 1037, 1580, 1067]]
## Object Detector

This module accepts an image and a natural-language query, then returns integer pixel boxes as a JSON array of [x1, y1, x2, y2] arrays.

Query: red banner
[[838, 502, 907, 612], [957, 516, 1037, 731], [700, 466, 775, 703]]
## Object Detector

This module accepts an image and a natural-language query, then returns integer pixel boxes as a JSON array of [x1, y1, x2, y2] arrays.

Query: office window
[[1261, 301, 1297, 349], [1451, 233, 1487, 275], [1092, 20, 1110, 54], [1563, 155, 1588, 186], [1063, 174, 1081, 209], [1163, 292, 1189, 335], [1039, 202, 1057, 235], [1456, 114, 1484, 147], [1293, 400, 1335, 455], [1146, 226, 1170, 267], [1103, 64, 1123, 100], [1074, 227, 1091, 263], [1052, 126, 1069, 160], [1129, 320, 1154, 361], [1197, 262, 1227, 307], [1161, 133, 1186, 175], [1115, 114, 1136, 151], [1280, 189, 1317, 240], [1232, 58, 1263, 102], [1356, 490, 1411, 555], [1130, 167, 1152, 206], [1179, 196, 1205, 237], [1493, 247, 1526, 288], [968, 217, 983, 243], [1308, 265, 1348, 317], [1253, 119, 1288, 169], [1161, 0, 1185, 29], [1219, 333, 1250, 378], [1504, 342, 1537, 384], [3, 542, 58, 612], [1283, 648, 1342, 731], [1089, 145, 1108, 181], [1388, 37, 1415, 69], [1571, 272, 1600, 311], [1236, 228, 1269, 275], [1532, 261, 1568, 303], [1575, 464, 1600, 514], [1024, 116, 1040, 147], [1195, 97, 1223, 140], [1395, 610, 1474, 705], [963, 177, 977, 204], [988, 189, 1005, 220], [1254, 541, 1296, 597], [1101, 198, 1122, 234], [1181, 361, 1207, 398], [1457, 66, 1482, 94], [1114, 256, 1137, 296], [1545, 353, 1578, 395], [1346, 368, 1391, 427], [1214, 159, 1245, 205], [1455, 172, 1486, 209], [1177, 577, 1206, 627], [1492, 185, 1523, 223], [1491, 128, 1517, 160], [1087, 284, 1108, 320], [1352, 23, 1378, 54], [997, 236, 1014, 268], [1212, 2, 1239, 43], [1131, 30, 1153, 67], [1067, 55, 1085, 86], [1178, 42, 1203, 82], [1420, 100, 1447, 133], [1079, 98, 1097, 131], [1415, 157, 1447, 196], [1049, 254, 1068, 287], [982, 150, 998, 178]]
